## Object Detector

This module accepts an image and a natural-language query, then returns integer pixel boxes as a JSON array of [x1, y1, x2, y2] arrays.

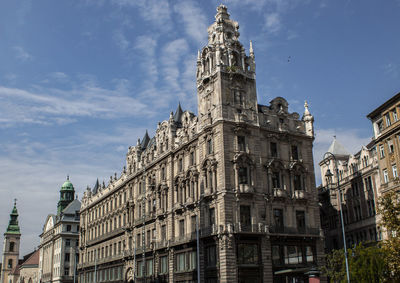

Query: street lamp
[[323, 152, 350, 282]]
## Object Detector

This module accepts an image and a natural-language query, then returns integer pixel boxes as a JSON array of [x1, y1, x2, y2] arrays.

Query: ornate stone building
[[38, 178, 81, 283], [367, 92, 400, 195], [318, 138, 381, 251], [1, 201, 21, 283], [78, 5, 324, 283]]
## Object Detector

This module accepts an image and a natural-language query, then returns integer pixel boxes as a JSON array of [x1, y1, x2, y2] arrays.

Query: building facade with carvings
[[318, 138, 382, 252], [38, 178, 81, 283], [367, 92, 400, 195], [78, 5, 324, 283]]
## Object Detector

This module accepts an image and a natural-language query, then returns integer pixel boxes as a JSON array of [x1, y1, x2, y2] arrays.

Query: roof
[[140, 131, 150, 149], [367, 91, 400, 119], [61, 176, 74, 191], [92, 179, 99, 194], [327, 138, 350, 156], [21, 249, 39, 267], [62, 199, 81, 215], [173, 102, 183, 125]]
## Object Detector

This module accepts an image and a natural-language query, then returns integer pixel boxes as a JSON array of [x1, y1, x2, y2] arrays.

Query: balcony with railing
[[269, 225, 320, 236]]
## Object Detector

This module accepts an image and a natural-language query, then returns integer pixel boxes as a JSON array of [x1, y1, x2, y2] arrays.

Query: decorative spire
[[249, 40, 254, 57], [304, 100, 310, 115], [6, 200, 20, 234], [215, 4, 229, 22], [197, 50, 201, 62], [67, 175, 69, 181]]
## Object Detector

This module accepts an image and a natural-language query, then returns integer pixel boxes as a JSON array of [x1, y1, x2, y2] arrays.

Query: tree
[[323, 244, 387, 282], [378, 190, 400, 281]]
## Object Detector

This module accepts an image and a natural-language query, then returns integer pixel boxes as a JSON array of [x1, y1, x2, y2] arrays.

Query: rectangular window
[[291, 145, 299, 160], [137, 261, 143, 277], [272, 245, 282, 265], [272, 172, 280, 188], [273, 209, 284, 231], [296, 211, 306, 232], [67, 225, 71, 231], [179, 219, 185, 237], [146, 259, 153, 276], [306, 246, 314, 263], [65, 253, 70, 262], [285, 246, 303, 265], [190, 151, 195, 165], [293, 174, 303, 190], [388, 140, 395, 154], [379, 145, 385, 158], [178, 158, 183, 172], [161, 167, 165, 180], [191, 215, 197, 233], [393, 164, 398, 179], [377, 120, 383, 134], [237, 244, 258, 264], [64, 268, 69, 276], [209, 208, 215, 227], [383, 169, 389, 183], [159, 256, 168, 274], [176, 253, 186, 272], [207, 139, 213, 154], [238, 136, 246, 151], [240, 205, 251, 228], [386, 113, 391, 127], [270, 142, 278, 157], [161, 225, 166, 240], [188, 251, 197, 270], [66, 239, 70, 246], [238, 167, 248, 184], [393, 109, 398, 122], [205, 245, 216, 267]]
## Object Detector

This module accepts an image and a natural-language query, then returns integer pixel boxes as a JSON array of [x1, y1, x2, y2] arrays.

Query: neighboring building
[[38, 178, 81, 283], [1, 201, 21, 283], [78, 5, 324, 283], [7, 249, 40, 283], [318, 138, 382, 251], [367, 92, 400, 195]]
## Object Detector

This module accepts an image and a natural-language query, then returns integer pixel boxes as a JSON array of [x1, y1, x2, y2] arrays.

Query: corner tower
[[197, 5, 258, 128], [1, 200, 21, 283], [57, 176, 75, 214]]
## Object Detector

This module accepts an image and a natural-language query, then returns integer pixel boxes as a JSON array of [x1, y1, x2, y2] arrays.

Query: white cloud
[[265, 12, 281, 33], [0, 81, 154, 127], [134, 35, 158, 79], [161, 38, 189, 91], [173, 1, 208, 45], [313, 128, 372, 185], [111, 0, 172, 31], [14, 46, 33, 62], [113, 30, 130, 51]]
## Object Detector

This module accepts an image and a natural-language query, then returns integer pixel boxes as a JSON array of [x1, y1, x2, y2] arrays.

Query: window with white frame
[[383, 169, 389, 183], [393, 164, 398, 179], [393, 109, 398, 122], [379, 145, 385, 158], [386, 113, 391, 127], [388, 140, 394, 154]]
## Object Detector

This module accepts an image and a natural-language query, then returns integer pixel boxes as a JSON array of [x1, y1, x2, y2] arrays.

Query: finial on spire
[[14, 198, 17, 206], [197, 50, 201, 62], [250, 40, 254, 57], [67, 175, 69, 181], [304, 100, 310, 115]]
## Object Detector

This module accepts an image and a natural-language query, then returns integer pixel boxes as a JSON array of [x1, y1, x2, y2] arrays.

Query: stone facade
[[38, 178, 80, 283], [367, 92, 400, 195], [78, 5, 324, 283], [319, 138, 382, 251]]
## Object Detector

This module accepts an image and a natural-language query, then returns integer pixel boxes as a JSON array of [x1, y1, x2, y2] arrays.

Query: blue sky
[[0, 0, 399, 256]]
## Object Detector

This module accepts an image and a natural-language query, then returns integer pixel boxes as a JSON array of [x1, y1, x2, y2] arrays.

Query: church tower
[[57, 176, 75, 214], [197, 4, 258, 128], [1, 200, 21, 283]]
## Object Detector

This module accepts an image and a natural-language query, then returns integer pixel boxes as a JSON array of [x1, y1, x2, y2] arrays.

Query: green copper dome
[[61, 176, 74, 191], [6, 200, 20, 235], [57, 176, 75, 214]]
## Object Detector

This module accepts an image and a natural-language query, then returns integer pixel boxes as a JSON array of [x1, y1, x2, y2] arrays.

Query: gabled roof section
[[62, 199, 81, 215], [327, 138, 350, 156], [21, 249, 39, 267]]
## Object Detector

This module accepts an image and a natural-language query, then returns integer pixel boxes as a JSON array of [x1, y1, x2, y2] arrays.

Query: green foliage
[[323, 244, 387, 282], [378, 191, 400, 281]]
